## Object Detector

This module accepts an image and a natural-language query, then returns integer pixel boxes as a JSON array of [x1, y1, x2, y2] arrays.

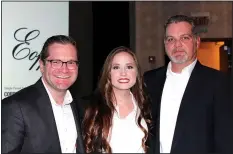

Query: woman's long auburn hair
[[83, 46, 152, 153]]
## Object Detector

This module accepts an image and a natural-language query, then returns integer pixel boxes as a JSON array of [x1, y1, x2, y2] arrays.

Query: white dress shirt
[[160, 59, 197, 153], [42, 79, 77, 153], [108, 92, 148, 153]]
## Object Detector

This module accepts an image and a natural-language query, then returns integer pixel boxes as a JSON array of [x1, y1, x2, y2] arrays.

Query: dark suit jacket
[[2, 79, 85, 153], [143, 61, 233, 153]]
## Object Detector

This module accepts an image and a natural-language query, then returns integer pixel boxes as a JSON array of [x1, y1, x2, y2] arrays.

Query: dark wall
[[69, 2, 93, 98], [232, 3, 233, 102], [92, 2, 130, 90], [69, 2, 131, 97]]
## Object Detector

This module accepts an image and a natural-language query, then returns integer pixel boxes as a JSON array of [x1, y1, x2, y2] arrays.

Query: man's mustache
[[172, 48, 186, 53]]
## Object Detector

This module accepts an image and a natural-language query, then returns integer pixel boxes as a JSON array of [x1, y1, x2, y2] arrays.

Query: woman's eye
[[127, 66, 133, 69], [112, 66, 119, 70]]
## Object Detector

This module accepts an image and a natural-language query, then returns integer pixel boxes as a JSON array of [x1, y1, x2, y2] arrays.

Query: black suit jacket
[[143, 61, 233, 153], [2, 79, 85, 153]]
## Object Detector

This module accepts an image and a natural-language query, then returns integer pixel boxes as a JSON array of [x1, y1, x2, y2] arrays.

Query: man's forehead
[[47, 43, 78, 58], [167, 21, 191, 29], [166, 23, 192, 36]]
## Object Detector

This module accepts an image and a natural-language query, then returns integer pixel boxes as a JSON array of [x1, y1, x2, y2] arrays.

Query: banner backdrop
[[2, 2, 69, 99]]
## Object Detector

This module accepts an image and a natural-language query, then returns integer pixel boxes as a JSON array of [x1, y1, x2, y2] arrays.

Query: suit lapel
[[34, 80, 61, 152], [70, 100, 85, 153], [147, 67, 167, 120], [170, 61, 203, 153], [156, 74, 167, 154], [149, 68, 167, 154]]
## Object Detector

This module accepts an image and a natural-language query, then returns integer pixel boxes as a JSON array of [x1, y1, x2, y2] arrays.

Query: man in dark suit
[[144, 15, 233, 153], [2, 35, 85, 153]]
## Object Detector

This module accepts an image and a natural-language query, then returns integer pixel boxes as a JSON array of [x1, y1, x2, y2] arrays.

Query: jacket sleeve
[[2, 99, 25, 153]]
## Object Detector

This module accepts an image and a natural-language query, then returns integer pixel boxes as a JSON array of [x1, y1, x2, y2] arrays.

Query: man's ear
[[196, 36, 201, 49], [39, 59, 45, 73]]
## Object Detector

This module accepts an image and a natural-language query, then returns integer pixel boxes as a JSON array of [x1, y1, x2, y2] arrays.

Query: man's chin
[[173, 60, 186, 64], [171, 56, 188, 64], [54, 84, 71, 92]]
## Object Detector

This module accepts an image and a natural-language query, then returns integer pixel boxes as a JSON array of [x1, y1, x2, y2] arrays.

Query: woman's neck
[[112, 89, 133, 107]]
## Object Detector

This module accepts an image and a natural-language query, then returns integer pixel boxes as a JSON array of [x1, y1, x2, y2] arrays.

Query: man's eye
[[67, 61, 75, 65], [52, 61, 60, 64], [182, 36, 191, 40], [166, 37, 174, 42]]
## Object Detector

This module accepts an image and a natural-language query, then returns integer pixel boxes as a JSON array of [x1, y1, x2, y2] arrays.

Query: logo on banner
[[2, 2, 69, 99], [13, 27, 41, 71]]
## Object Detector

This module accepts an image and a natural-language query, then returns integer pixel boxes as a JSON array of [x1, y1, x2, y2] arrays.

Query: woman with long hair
[[82, 46, 154, 153]]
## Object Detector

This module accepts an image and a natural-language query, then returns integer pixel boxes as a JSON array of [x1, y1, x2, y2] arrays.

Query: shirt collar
[[166, 59, 197, 77], [41, 78, 73, 106]]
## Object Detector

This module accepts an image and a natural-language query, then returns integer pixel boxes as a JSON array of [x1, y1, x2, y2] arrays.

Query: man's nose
[[61, 62, 69, 72], [174, 38, 182, 47]]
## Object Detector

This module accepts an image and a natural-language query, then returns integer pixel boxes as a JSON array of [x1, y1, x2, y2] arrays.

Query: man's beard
[[167, 49, 188, 64]]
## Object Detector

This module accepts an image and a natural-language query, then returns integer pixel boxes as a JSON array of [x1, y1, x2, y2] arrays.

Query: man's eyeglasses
[[164, 34, 194, 45], [45, 59, 79, 70]]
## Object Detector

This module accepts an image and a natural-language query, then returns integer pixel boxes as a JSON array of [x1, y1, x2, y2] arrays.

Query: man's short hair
[[164, 15, 197, 35], [40, 35, 77, 63]]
